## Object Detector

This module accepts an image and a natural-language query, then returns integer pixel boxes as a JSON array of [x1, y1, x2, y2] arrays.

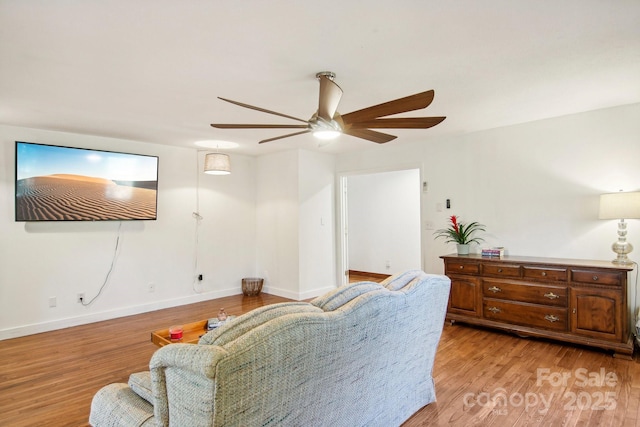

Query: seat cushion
[[128, 371, 153, 403]]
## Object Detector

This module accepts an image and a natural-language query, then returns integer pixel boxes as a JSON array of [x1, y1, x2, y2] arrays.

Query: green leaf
[[433, 219, 486, 244]]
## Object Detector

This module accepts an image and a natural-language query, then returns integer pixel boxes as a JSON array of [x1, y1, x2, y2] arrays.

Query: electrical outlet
[[77, 293, 85, 303], [49, 296, 57, 308], [148, 283, 155, 293]]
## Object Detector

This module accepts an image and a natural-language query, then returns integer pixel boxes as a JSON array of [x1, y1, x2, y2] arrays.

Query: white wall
[[347, 169, 421, 275], [196, 153, 258, 290], [0, 125, 257, 339], [255, 150, 300, 298], [298, 150, 336, 297], [255, 149, 337, 300], [336, 103, 640, 276], [3, 102, 639, 339]]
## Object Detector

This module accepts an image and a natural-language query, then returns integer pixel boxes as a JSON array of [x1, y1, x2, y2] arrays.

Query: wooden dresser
[[440, 254, 634, 358]]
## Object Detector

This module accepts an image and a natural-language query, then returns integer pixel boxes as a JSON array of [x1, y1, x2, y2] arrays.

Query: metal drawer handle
[[459, 265, 464, 269], [497, 268, 503, 273], [541, 271, 547, 276], [488, 286, 502, 293], [488, 306, 501, 314], [592, 275, 599, 281], [544, 314, 560, 323], [544, 292, 560, 300]]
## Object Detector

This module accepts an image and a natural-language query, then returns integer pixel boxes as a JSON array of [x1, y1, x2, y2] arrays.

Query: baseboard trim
[[0, 288, 239, 341], [1, 283, 341, 341]]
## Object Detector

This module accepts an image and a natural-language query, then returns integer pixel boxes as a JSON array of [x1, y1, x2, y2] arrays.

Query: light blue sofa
[[89, 270, 450, 427]]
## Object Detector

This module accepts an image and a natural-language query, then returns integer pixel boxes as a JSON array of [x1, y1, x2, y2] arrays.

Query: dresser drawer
[[482, 263, 521, 278], [571, 269, 622, 286], [445, 262, 480, 275], [522, 266, 567, 282], [482, 280, 567, 307], [483, 299, 567, 331]]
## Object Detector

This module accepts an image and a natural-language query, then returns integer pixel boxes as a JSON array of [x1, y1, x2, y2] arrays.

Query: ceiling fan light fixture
[[204, 153, 231, 175], [211, 72, 445, 145], [313, 129, 341, 140], [310, 115, 342, 140]]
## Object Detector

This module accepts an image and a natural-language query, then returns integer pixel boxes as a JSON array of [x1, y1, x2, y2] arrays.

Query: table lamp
[[598, 191, 640, 264]]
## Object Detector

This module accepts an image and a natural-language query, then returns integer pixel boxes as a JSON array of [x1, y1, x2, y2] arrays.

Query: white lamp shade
[[204, 153, 231, 175], [599, 191, 640, 219]]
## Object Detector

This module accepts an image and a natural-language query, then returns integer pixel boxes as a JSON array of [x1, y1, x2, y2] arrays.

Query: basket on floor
[[242, 277, 264, 296]]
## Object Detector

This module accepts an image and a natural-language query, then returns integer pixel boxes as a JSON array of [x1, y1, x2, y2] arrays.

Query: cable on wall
[[192, 211, 203, 293], [192, 150, 204, 293], [81, 221, 123, 306]]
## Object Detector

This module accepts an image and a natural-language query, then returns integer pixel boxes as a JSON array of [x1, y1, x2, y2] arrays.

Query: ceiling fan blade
[[348, 117, 446, 129], [341, 90, 435, 124], [259, 130, 311, 144], [211, 124, 308, 129], [218, 97, 309, 124], [317, 75, 343, 121], [342, 128, 397, 144]]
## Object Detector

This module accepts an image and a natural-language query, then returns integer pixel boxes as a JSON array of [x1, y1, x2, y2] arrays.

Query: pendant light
[[204, 152, 231, 175]]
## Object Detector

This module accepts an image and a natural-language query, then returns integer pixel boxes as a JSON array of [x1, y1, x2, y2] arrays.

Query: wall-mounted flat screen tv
[[15, 141, 159, 221]]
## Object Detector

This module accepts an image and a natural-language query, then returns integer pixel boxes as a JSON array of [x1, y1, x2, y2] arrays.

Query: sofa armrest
[[149, 343, 228, 377], [89, 383, 155, 427], [149, 344, 228, 427]]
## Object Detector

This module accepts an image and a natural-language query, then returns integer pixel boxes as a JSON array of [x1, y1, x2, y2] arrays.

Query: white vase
[[456, 244, 470, 255]]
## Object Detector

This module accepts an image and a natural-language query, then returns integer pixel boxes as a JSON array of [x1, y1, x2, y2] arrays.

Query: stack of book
[[481, 247, 505, 258]]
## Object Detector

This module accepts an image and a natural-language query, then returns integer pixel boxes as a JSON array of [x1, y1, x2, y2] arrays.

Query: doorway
[[338, 167, 423, 286]]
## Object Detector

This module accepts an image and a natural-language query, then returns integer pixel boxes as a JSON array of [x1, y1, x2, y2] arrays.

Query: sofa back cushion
[[206, 271, 451, 426], [198, 302, 322, 347], [379, 269, 423, 291], [310, 281, 382, 311]]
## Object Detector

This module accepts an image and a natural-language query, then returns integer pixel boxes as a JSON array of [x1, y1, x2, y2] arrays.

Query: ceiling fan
[[211, 71, 446, 145]]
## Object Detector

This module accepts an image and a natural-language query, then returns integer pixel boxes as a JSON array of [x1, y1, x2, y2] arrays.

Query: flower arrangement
[[434, 215, 485, 245]]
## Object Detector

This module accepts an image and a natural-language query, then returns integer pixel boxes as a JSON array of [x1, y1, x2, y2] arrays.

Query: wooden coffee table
[[151, 319, 211, 347], [150, 294, 293, 347]]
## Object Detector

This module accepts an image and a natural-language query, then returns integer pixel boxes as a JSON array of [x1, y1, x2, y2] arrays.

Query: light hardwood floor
[[1, 292, 639, 427], [348, 270, 391, 283]]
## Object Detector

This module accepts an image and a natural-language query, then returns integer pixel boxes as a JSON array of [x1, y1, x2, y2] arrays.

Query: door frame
[[336, 163, 425, 286]]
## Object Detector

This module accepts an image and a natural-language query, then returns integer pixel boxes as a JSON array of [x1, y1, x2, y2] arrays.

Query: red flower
[[450, 215, 459, 233]]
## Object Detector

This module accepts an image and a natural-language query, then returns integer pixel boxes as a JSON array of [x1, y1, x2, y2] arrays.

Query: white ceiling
[[1, 1, 639, 156]]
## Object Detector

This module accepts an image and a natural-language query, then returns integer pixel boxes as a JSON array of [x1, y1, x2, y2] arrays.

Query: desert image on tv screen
[[15, 142, 158, 221]]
